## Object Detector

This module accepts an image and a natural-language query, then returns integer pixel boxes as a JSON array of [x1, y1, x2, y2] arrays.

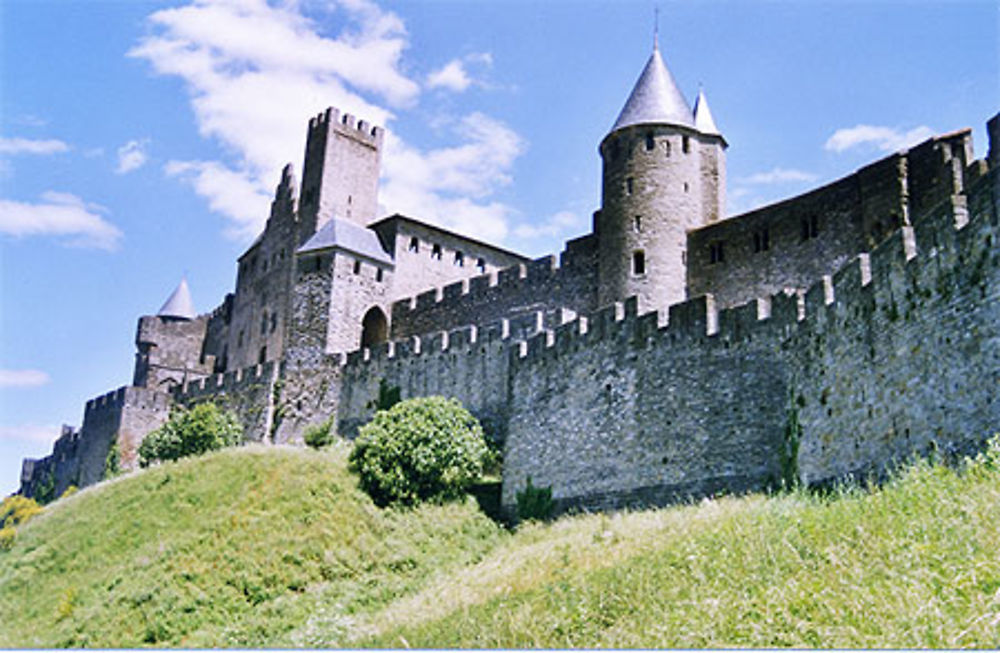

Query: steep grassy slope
[[2, 440, 999, 648], [0, 442, 504, 648]]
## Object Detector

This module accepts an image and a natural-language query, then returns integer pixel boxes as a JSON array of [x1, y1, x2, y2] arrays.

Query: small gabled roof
[[693, 87, 723, 139], [158, 278, 196, 320], [610, 44, 694, 134], [297, 217, 394, 266]]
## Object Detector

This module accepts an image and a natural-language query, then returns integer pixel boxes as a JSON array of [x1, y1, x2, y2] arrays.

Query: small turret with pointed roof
[[693, 87, 724, 140], [158, 278, 196, 320]]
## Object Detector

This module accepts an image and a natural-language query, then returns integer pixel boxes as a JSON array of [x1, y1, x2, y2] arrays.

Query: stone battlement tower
[[596, 42, 727, 312]]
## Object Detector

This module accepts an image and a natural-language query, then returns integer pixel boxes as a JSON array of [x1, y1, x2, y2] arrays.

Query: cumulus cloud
[[0, 137, 69, 155], [116, 139, 150, 173], [0, 191, 122, 250], [513, 210, 583, 240], [130, 0, 523, 244], [825, 124, 935, 153], [738, 167, 818, 185], [0, 369, 50, 388], [426, 53, 492, 92], [0, 424, 60, 444]]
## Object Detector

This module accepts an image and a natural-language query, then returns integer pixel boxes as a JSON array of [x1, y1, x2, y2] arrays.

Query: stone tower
[[298, 107, 385, 242], [596, 43, 727, 312]]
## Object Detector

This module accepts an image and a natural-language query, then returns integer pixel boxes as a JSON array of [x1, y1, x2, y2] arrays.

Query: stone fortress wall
[[17, 41, 999, 521]]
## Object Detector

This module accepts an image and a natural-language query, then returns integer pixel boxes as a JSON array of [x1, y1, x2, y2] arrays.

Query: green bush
[[515, 476, 554, 522], [303, 419, 335, 449], [0, 526, 15, 552], [349, 396, 489, 507], [139, 403, 243, 466], [103, 442, 121, 480], [1, 495, 43, 528]]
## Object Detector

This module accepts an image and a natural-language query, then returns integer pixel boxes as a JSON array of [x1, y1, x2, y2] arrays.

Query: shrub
[[349, 396, 489, 507], [515, 476, 554, 522], [1, 495, 43, 528], [366, 378, 401, 413], [103, 442, 121, 480], [139, 403, 243, 466], [303, 419, 335, 449], [0, 526, 15, 551], [59, 486, 78, 500]]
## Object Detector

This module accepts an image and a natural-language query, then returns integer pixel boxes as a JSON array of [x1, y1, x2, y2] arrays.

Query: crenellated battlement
[[307, 106, 384, 148], [175, 361, 277, 401]]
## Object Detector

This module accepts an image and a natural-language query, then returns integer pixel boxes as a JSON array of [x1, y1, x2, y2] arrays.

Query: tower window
[[634, 216, 642, 233], [347, 194, 352, 205], [801, 216, 820, 241], [682, 135, 690, 154], [645, 133, 655, 151], [454, 251, 464, 267], [753, 227, 771, 253], [431, 243, 442, 260], [270, 312, 278, 333], [664, 140, 671, 157], [376, 268, 384, 282], [353, 259, 361, 274], [477, 258, 487, 273], [683, 182, 689, 192], [709, 241, 725, 265], [632, 250, 646, 275], [408, 236, 419, 252], [238, 330, 244, 348], [626, 177, 634, 195]]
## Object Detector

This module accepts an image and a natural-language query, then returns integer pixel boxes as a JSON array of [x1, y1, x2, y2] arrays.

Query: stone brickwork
[[133, 314, 214, 390]]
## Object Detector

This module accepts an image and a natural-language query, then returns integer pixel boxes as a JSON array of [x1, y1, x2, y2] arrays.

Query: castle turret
[[157, 277, 196, 320], [298, 107, 384, 242], [133, 279, 213, 390], [596, 43, 727, 312]]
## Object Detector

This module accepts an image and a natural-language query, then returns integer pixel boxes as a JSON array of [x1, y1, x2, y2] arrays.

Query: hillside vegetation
[[2, 440, 999, 648]]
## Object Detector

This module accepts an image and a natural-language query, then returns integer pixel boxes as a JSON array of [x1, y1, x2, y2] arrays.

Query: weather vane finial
[[654, 6, 660, 49]]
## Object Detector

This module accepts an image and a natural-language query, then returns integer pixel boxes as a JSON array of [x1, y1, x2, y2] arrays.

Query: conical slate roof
[[610, 44, 694, 133], [693, 88, 722, 137], [158, 278, 196, 320]]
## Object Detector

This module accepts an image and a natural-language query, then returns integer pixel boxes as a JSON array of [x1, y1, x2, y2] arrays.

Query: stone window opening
[[432, 244, 442, 260], [270, 312, 278, 333], [626, 177, 634, 195], [376, 268, 384, 282], [645, 132, 655, 151], [664, 140, 671, 157], [477, 258, 487, 273], [238, 330, 245, 348], [683, 182, 689, 192], [408, 236, 419, 252], [353, 259, 362, 274], [801, 216, 820, 241], [634, 215, 642, 233], [632, 250, 646, 275], [260, 311, 268, 335], [454, 251, 464, 267], [709, 241, 725, 265], [258, 345, 267, 364], [347, 194, 352, 205], [682, 135, 690, 154], [753, 227, 770, 253], [361, 306, 389, 349]]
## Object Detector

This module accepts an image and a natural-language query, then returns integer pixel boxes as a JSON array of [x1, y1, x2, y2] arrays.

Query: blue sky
[[1, 0, 997, 495]]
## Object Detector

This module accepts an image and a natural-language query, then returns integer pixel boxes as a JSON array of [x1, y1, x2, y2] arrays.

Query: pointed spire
[[693, 87, 722, 137], [157, 278, 196, 320], [610, 44, 694, 134]]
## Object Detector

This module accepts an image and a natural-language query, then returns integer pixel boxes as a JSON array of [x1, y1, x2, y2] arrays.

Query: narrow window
[[753, 227, 770, 253], [645, 132, 655, 151], [626, 177, 634, 195], [408, 236, 419, 252], [634, 216, 642, 233], [710, 241, 725, 265], [454, 251, 464, 267], [238, 330, 244, 348], [270, 312, 278, 333], [682, 135, 690, 154], [353, 259, 361, 274], [347, 194, 352, 205], [258, 346, 267, 364], [431, 243, 442, 260], [477, 258, 487, 273], [664, 140, 671, 157], [683, 182, 689, 192], [376, 268, 384, 282], [260, 311, 268, 335], [632, 250, 646, 275]]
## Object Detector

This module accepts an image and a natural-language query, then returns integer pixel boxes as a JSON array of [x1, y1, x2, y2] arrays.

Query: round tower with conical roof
[[596, 43, 727, 312]]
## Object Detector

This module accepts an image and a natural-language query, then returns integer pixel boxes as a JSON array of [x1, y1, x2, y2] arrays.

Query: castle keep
[[20, 44, 1000, 518]]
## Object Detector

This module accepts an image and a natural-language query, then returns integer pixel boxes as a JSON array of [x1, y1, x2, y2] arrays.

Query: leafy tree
[[349, 396, 489, 507], [139, 403, 243, 466]]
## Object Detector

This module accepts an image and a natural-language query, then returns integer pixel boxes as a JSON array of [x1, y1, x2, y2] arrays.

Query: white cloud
[[0, 369, 50, 388], [0, 424, 60, 445], [130, 0, 523, 244], [116, 139, 150, 173], [825, 124, 935, 153], [427, 52, 493, 92], [513, 210, 583, 240], [0, 191, 123, 250], [0, 137, 69, 155], [738, 167, 818, 185]]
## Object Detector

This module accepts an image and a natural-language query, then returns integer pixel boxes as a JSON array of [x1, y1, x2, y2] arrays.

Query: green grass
[[2, 440, 999, 648]]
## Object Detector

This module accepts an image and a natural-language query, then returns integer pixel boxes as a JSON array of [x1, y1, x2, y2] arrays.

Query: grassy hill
[[2, 439, 999, 648]]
